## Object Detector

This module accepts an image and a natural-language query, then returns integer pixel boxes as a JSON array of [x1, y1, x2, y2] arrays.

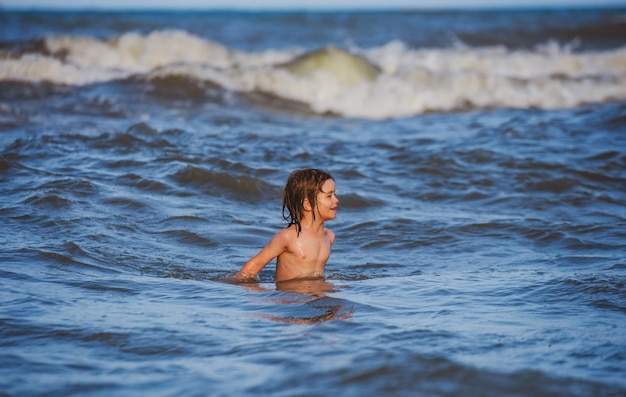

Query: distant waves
[[2, 30, 626, 118]]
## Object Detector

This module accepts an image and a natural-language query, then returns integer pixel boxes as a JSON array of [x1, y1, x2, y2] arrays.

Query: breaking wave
[[2, 29, 625, 119]]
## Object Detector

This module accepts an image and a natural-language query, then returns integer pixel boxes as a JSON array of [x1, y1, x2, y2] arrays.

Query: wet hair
[[282, 168, 334, 235]]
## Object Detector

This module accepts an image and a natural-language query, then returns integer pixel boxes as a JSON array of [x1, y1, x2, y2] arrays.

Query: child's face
[[315, 179, 339, 221]]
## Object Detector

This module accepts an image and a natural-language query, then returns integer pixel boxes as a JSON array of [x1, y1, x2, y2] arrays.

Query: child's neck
[[300, 213, 325, 233]]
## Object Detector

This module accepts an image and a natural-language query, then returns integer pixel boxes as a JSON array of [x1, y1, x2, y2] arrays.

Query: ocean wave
[[171, 165, 278, 201], [1, 29, 626, 119], [525, 274, 626, 315], [151, 229, 219, 248], [337, 192, 385, 209]]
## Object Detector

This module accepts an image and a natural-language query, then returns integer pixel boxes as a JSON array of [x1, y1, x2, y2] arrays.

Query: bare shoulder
[[326, 228, 336, 245], [274, 224, 298, 244]]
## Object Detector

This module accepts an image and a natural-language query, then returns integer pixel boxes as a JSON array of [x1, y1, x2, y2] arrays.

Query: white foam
[[228, 41, 626, 118], [44, 30, 234, 71], [2, 29, 625, 119], [249, 41, 626, 118], [0, 53, 127, 85]]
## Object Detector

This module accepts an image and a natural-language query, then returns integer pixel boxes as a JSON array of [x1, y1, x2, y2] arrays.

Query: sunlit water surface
[[1, 8, 626, 397]]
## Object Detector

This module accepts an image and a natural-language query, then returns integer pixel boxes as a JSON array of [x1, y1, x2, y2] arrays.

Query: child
[[234, 168, 339, 283]]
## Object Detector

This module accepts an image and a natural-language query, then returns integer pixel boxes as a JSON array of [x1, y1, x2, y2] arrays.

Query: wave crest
[[2, 30, 626, 118]]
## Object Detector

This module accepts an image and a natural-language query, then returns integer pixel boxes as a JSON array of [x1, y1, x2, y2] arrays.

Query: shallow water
[[1, 8, 626, 397]]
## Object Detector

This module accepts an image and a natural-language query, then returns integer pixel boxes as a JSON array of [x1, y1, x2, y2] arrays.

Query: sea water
[[1, 8, 625, 397]]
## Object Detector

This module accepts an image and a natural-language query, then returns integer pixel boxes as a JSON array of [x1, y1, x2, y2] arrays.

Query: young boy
[[234, 168, 339, 283]]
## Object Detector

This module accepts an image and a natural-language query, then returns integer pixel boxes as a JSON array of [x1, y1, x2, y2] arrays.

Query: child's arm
[[233, 230, 289, 281]]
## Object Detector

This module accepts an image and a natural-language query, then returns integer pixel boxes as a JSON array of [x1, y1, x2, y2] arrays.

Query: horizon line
[[3, 4, 626, 11]]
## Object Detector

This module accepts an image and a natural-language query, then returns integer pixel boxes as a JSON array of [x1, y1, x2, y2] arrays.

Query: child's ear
[[303, 198, 313, 211]]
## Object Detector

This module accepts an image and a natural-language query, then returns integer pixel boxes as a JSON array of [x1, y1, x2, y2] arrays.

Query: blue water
[[1, 8, 626, 397]]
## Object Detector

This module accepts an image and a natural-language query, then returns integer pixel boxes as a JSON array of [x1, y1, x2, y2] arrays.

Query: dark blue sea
[[1, 7, 626, 397]]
